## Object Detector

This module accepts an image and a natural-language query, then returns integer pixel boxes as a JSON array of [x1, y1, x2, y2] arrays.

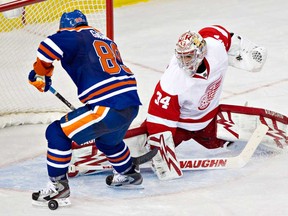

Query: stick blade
[[132, 148, 158, 165]]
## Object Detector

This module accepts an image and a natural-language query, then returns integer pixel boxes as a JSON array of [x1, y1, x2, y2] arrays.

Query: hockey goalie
[[143, 24, 283, 181]]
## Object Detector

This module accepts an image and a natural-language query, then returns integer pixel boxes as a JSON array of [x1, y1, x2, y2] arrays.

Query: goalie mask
[[59, 9, 88, 29], [175, 31, 207, 76]]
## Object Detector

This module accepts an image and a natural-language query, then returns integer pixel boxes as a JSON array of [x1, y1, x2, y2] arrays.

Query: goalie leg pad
[[125, 134, 149, 157], [68, 140, 108, 177], [148, 131, 183, 181]]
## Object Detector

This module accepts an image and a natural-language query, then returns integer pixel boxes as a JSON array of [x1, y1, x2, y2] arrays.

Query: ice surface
[[0, 0, 288, 215]]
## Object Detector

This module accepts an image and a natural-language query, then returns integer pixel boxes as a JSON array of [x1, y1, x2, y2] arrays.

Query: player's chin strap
[[147, 131, 183, 181], [228, 33, 267, 72]]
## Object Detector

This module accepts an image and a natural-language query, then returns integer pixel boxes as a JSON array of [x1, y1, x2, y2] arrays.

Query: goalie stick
[[69, 123, 269, 173], [179, 123, 269, 170]]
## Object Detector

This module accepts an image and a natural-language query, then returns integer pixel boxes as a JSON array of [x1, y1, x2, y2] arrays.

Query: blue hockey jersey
[[35, 26, 141, 110]]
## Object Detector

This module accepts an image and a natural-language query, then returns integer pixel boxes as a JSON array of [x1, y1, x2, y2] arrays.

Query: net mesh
[[0, 0, 108, 128]]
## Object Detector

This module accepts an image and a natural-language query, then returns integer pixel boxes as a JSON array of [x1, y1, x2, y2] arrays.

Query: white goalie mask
[[175, 31, 207, 76]]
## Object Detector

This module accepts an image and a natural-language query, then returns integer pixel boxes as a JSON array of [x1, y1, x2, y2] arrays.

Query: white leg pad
[[69, 141, 108, 177], [148, 131, 183, 180]]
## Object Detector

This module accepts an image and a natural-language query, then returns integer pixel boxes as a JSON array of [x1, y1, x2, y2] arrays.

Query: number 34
[[155, 91, 171, 109]]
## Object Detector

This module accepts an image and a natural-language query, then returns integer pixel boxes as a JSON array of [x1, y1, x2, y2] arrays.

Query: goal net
[[0, 0, 113, 128]]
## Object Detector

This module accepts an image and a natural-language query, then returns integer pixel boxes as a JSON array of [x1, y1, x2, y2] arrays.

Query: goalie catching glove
[[28, 70, 52, 92], [147, 131, 183, 181], [228, 33, 267, 72]]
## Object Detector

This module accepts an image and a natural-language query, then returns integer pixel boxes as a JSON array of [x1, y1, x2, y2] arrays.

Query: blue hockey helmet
[[59, 9, 88, 29]]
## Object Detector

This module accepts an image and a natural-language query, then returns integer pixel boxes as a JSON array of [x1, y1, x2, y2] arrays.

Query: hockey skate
[[106, 165, 143, 189], [32, 179, 71, 210]]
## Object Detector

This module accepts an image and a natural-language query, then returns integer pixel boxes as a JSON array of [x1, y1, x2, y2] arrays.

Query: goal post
[[0, 0, 113, 128]]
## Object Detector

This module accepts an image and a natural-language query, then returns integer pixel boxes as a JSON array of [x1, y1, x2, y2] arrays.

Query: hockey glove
[[28, 70, 52, 92]]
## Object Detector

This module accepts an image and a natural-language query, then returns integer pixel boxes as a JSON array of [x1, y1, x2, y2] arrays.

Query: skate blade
[[32, 198, 71, 207], [107, 184, 144, 190], [55, 198, 71, 206]]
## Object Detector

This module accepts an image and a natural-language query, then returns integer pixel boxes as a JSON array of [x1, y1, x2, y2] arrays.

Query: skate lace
[[112, 170, 129, 183], [40, 181, 58, 195]]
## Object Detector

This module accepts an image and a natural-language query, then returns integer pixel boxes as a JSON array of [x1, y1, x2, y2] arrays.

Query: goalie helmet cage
[[0, 0, 114, 128]]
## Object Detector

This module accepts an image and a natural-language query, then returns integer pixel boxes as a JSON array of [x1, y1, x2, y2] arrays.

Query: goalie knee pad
[[68, 140, 108, 177]]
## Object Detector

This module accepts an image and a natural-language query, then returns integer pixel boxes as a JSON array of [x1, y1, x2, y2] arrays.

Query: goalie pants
[[173, 117, 227, 149], [45, 104, 139, 178]]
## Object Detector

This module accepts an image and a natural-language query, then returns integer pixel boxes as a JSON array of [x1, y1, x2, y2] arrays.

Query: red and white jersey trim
[[147, 113, 178, 128]]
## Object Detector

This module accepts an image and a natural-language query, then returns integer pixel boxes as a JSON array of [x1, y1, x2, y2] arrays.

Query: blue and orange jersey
[[35, 26, 141, 110]]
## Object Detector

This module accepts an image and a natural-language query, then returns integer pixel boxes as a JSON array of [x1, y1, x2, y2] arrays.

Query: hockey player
[[145, 25, 267, 180], [28, 10, 142, 207]]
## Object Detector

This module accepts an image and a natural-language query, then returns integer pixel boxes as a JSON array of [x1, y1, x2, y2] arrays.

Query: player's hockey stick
[[132, 147, 158, 165], [69, 123, 268, 172], [49, 86, 76, 110]]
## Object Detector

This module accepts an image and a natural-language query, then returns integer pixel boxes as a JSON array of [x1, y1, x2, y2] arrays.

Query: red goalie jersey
[[146, 25, 232, 148]]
